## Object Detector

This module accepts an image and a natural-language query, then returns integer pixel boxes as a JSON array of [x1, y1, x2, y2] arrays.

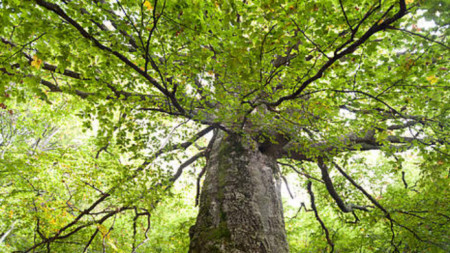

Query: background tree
[[0, 0, 448, 252]]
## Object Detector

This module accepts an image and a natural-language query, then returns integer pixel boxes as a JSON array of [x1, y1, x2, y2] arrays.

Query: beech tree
[[1, 0, 449, 252]]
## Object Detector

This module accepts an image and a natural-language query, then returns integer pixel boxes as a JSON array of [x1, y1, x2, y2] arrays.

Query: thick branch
[[318, 159, 370, 213], [283, 127, 442, 162]]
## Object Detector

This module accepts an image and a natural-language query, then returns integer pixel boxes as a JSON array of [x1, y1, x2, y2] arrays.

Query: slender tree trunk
[[189, 133, 289, 253]]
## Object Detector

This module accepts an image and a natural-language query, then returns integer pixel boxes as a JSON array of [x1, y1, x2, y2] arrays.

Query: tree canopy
[[0, 0, 449, 252]]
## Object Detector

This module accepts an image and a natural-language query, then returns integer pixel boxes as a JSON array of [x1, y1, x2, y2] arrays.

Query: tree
[[0, 0, 448, 252]]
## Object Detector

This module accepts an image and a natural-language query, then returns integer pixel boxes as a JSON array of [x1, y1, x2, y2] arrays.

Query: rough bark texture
[[189, 133, 289, 253]]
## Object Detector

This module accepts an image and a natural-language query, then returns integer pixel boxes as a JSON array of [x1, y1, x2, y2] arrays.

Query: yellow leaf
[[31, 55, 43, 69], [404, 59, 414, 70], [143, 1, 153, 11], [97, 224, 109, 237], [405, 0, 414, 4], [426, 75, 438, 84]]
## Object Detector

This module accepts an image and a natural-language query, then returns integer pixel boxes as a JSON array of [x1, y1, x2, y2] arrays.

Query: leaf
[[426, 75, 438, 84], [143, 1, 153, 11], [97, 224, 109, 238], [31, 55, 43, 69]]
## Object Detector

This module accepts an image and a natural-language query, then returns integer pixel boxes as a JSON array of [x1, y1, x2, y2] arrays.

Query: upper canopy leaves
[[1, 1, 447, 159]]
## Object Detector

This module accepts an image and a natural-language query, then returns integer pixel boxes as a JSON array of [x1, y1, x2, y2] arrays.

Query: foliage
[[0, 0, 449, 252]]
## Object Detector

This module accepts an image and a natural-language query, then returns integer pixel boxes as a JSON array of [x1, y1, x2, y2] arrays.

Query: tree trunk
[[189, 133, 289, 253]]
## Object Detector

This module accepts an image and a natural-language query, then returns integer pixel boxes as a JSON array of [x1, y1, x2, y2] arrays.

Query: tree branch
[[332, 162, 400, 252], [307, 181, 334, 253], [268, 1, 408, 107], [386, 26, 450, 50], [318, 159, 370, 213], [34, 0, 185, 114]]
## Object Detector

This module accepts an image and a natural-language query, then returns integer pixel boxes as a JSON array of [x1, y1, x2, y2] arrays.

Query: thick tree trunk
[[189, 133, 289, 253]]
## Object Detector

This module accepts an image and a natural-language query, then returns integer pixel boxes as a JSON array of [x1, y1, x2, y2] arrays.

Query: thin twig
[[307, 181, 334, 253]]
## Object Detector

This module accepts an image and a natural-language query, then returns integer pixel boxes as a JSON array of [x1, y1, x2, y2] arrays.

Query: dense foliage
[[0, 0, 448, 252]]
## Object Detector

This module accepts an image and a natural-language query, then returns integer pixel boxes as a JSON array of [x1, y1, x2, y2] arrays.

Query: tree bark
[[189, 133, 289, 253]]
